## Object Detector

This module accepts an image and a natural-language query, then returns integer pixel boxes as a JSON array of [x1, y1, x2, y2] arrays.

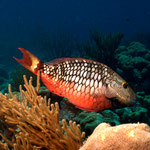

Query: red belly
[[41, 73, 112, 112]]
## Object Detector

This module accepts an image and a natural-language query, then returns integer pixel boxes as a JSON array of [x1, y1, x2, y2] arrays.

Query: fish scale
[[14, 48, 136, 112], [40, 58, 113, 111], [44, 60, 107, 89]]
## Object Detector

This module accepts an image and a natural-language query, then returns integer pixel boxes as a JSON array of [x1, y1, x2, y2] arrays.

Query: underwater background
[[0, 0, 150, 149]]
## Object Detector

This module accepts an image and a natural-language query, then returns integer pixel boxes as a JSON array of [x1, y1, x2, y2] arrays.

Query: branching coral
[[0, 72, 85, 150], [83, 31, 123, 68]]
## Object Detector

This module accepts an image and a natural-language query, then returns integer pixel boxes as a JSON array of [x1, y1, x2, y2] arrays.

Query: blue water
[[0, 0, 149, 66], [0, 0, 150, 51]]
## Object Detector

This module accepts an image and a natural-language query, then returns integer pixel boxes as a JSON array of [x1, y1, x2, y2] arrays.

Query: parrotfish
[[14, 48, 136, 112]]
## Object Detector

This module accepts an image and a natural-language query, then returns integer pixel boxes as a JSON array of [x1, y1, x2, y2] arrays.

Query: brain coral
[[115, 42, 150, 93], [80, 123, 150, 150]]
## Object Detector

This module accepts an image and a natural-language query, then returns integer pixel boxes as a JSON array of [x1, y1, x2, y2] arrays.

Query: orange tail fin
[[14, 48, 43, 75]]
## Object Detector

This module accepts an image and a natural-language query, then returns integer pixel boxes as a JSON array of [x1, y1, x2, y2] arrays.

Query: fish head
[[108, 74, 136, 106]]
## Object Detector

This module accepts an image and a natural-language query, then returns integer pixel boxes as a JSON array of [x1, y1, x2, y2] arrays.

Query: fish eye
[[122, 81, 128, 89]]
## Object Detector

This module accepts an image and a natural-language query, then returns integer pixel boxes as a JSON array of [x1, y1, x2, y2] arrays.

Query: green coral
[[73, 110, 120, 136], [136, 92, 150, 116], [115, 42, 150, 92], [115, 106, 150, 124]]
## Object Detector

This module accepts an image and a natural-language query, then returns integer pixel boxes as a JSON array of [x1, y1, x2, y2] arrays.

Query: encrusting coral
[[0, 71, 85, 150], [80, 123, 150, 150]]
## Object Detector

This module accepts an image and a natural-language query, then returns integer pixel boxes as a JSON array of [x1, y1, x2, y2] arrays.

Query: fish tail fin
[[13, 48, 43, 75]]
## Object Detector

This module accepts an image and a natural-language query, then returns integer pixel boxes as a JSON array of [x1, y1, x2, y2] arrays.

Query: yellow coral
[[0, 71, 85, 150]]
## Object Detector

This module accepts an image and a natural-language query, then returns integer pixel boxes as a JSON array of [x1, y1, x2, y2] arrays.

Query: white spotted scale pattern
[[43, 59, 114, 96]]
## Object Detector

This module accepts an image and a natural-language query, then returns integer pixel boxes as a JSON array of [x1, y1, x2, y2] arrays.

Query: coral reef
[[0, 32, 150, 149], [80, 123, 150, 150], [83, 31, 123, 68], [0, 72, 85, 150], [71, 92, 150, 137], [74, 110, 120, 136], [115, 106, 150, 125], [64, 93, 150, 137], [59, 98, 81, 122], [136, 92, 150, 116], [115, 42, 150, 92]]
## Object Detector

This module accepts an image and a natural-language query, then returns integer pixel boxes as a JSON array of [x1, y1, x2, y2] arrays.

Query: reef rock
[[80, 123, 150, 150]]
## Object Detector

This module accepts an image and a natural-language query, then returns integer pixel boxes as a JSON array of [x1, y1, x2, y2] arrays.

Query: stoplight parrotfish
[[14, 48, 136, 112]]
